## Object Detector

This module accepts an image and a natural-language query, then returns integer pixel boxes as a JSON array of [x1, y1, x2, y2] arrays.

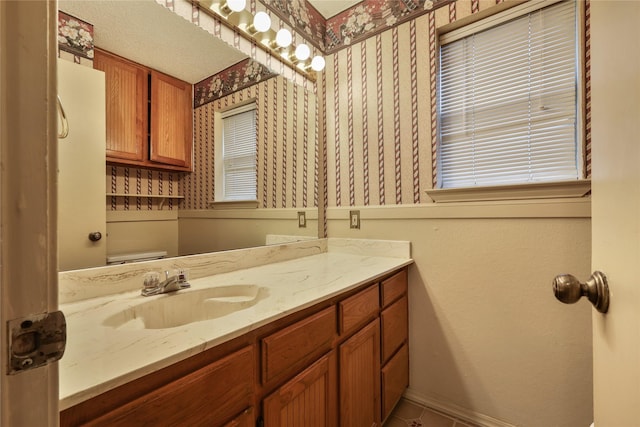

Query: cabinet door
[[94, 49, 147, 163], [340, 318, 381, 427], [150, 70, 192, 169], [381, 344, 409, 421], [263, 352, 337, 427]]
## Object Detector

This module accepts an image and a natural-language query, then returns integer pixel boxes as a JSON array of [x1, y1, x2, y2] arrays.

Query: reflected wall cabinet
[[94, 49, 192, 172]]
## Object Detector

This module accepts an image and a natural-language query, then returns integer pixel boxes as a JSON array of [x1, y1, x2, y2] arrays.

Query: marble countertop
[[59, 238, 412, 410]]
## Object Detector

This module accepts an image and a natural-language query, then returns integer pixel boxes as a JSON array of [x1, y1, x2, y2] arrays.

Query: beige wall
[[179, 208, 318, 254], [106, 211, 179, 258], [328, 203, 592, 426]]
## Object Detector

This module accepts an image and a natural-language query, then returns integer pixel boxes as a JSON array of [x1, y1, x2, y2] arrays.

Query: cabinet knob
[[88, 231, 102, 242]]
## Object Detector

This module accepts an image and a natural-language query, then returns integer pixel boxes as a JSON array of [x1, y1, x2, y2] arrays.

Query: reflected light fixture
[[252, 11, 271, 33], [275, 28, 293, 48], [310, 55, 326, 71], [294, 43, 311, 61], [201, 0, 324, 80]]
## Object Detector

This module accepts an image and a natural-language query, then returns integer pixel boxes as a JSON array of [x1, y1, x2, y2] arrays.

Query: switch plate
[[349, 210, 360, 229], [297, 211, 306, 228]]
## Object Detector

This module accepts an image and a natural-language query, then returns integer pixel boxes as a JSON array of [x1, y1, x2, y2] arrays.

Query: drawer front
[[87, 345, 255, 427], [381, 295, 408, 364], [339, 284, 380, 335], [381, 343, 409, 421], [381, 269, 407, 308], [262, 305, 337, 384]]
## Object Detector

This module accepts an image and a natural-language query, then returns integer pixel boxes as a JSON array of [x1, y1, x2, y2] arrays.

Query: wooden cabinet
[[339, 319, 381, 427], [94, 49, 192, 171], [150, 70, 192, 168], [61, 267, 410, 427], [261, 306, 336, 386], [380, 271, 410, 421], [263, 352, 337, 427], [65, 345, 255, 427]]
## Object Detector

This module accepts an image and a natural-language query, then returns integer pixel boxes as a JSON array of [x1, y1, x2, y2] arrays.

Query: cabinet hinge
[[7, 310, 66, 374]]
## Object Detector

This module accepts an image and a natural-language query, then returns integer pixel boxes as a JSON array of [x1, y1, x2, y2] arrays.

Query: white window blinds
[[438, 1, 580, 189], [222, 107, 257, 200]]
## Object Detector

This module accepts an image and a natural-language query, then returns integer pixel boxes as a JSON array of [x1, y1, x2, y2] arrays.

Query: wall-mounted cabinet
[[94, 49, 192, 172]]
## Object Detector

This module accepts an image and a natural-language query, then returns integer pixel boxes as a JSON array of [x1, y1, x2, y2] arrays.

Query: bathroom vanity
[[58, 239, 412, 426]]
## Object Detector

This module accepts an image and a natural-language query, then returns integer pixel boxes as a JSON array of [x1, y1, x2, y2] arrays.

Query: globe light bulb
[[253, 12, 271, 33], [275, 29, 292, 48], [227, 0, 246, 13], [310, 56, 326, 71], [295, 43, 311, 61]]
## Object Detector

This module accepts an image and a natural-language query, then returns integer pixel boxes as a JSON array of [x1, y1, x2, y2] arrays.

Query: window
[[215, 103, 257, 202], [436, 0, 582, 191]]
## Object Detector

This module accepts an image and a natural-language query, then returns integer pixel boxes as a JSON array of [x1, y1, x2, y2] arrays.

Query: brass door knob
[[553, 271, 609, 313]]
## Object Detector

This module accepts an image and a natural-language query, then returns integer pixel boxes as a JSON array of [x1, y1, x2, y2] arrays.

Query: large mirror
[[57, 0, 319, 271]]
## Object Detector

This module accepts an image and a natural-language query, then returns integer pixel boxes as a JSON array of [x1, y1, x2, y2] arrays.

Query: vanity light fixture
[[252, 12, 271, 33], [310, 55, 326, 72], [220, 0, 246, 15], [275, 28, 292, 49], [294, 43, 311, 61], [198, 0, 324, 81]]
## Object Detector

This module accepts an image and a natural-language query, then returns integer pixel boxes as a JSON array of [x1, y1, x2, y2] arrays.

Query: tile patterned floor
[[384, 399, 480, 427]]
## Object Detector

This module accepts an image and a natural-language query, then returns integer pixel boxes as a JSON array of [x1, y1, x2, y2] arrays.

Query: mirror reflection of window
[[218, 103, 257, 201]]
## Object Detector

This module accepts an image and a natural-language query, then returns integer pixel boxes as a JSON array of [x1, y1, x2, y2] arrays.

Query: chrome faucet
[[141, 270, 190, 296]]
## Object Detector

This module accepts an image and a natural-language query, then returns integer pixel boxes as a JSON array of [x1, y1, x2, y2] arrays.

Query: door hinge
[[7, 310, 66, 374]]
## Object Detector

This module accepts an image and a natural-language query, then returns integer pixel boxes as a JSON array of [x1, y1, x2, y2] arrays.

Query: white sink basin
[[103, 285, 268, 330]]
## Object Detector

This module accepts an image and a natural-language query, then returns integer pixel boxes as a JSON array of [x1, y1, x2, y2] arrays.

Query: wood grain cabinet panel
[[263, 352, 337, 427], [381, 269, 408, 308], [339, 284, 379, 335], [94, 49, 147, 163], [85, 345, 255, 427], [381, 295, 408, 364], [340, 319, 381, 427], [381, 344, 409, 421], [150, 70, 192, 169], [223, 407, 255, 427], [262, 306, 336, 385]]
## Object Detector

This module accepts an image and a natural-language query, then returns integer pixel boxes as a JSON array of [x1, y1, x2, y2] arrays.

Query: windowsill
[[425, 180, 591, 203], [209, 200, 259, 209]]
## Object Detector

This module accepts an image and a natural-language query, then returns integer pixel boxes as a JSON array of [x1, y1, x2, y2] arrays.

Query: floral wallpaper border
[[194, 58, 278, 108], [263, 0, 453, 54], [57, 11, 94, 60]]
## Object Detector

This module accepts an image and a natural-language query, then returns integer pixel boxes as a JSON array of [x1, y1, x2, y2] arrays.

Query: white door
[[0, 1, 60, 426], [590, 0, 640, 424], [57, 60, 107, 271]]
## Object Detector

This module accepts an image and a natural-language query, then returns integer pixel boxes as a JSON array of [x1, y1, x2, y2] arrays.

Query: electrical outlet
[[349, 210, 360, 229], [297, 211, 306, 228]]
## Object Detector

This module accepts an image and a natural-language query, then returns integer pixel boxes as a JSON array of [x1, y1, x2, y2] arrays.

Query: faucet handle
[[177, 268, 191, 289], [143, 272, 160, 290]]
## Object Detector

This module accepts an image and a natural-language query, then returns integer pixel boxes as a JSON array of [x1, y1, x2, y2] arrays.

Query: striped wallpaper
[[324, 0, 592, 207], [182, 76, 319, 210]]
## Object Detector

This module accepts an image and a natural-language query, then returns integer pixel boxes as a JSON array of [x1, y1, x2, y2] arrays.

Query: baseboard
[[403, 389, 516, 427]]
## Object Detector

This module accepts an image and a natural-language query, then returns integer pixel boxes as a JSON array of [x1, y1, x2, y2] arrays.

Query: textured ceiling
[[308, 0, 362, 18], [59, 0, 248, 83]]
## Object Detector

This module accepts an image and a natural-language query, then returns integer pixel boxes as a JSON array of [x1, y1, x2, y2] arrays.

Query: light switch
[[349, 210, 360, 229], [298, 211, 306, 228]]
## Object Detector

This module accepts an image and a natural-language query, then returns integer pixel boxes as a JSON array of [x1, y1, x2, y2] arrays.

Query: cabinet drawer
[[381, 269, 407, 308], [87, 345, 255, 427], [262, 306, 336, 384], [223, 407, 254, 427], [381, 343, 409, 421], [339, 284, 379, 335], [381, 295, 408, 364]]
